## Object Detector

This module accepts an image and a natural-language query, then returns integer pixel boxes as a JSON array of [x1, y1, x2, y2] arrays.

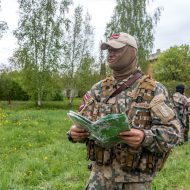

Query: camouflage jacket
[[173, 92, 190, 127], [78, 72, 181, 183]]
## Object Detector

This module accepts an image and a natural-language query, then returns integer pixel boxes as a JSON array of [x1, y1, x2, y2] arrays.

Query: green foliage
[[11, 2, 95, 105], [0, 72, 29, 101], [98, 41, 107, 78], [12, 0, 72, 106], [153, 45, 190, 95], [105, 0, 162, 71], [75, 56, 100, 97], [0, 20, 8, 39], [0, 2, 8, 39], [61, 6, 95, 100]]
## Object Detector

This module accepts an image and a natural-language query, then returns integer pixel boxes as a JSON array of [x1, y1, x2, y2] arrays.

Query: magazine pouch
[[115, 144, 142, 170], [137, 150, 170, 172], [87, 141, 114, 165]]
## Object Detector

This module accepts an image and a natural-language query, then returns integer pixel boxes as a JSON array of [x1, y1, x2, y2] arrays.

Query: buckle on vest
[[136, 96, 143, 103]]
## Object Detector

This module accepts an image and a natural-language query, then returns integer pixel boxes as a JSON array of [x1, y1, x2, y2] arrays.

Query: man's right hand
[[69, 125, 90, 142]]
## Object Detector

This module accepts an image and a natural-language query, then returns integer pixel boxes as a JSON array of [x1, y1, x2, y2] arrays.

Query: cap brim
[[101, 41, 126, 50]]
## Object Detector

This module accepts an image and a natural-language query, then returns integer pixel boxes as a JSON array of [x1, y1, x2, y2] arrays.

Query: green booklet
[[67, 111, 130, 147]]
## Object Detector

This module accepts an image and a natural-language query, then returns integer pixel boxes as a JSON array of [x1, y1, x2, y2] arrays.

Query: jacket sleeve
[[184, 96, 190, 107], [79, 82, 101, 119], [141, 82, 182, 153]]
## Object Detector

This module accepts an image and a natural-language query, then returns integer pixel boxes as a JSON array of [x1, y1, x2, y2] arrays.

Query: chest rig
[[81, 74, 169, 172], [127, 75, 156, 130]]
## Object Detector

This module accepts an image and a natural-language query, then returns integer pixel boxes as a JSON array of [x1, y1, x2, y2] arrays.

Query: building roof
[[148, 49, 161, 62]]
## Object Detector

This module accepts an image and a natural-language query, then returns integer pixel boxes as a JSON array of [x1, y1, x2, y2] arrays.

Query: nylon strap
[[106, 71, 144, 102]]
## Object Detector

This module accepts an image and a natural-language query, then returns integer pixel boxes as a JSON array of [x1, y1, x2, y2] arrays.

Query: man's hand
[[69, 125, 90, 142], [118, 128, 145, 148]]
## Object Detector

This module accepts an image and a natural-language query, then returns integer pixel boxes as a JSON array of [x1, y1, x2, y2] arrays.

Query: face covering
[[108, 46, 138, 80]]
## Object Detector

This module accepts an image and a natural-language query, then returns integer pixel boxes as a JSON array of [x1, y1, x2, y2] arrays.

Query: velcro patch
[[150, 94, 175, 123]]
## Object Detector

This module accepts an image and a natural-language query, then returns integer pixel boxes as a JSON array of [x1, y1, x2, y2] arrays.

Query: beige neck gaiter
[[109, 46, 138, 80]]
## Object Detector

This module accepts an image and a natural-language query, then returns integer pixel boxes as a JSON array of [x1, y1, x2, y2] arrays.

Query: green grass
[[0, 99, 82, 110], [152, 143, 190, 190], [0, 101, 190, 189], [0, 106, 89, 190]]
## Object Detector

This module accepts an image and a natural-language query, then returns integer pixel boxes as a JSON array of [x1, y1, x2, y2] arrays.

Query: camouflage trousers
[[85, 171, 152, 190], [178, 127, 185, 144], [179, 126, 189, 143], [184, 117, 189, 142], [184, 127, 189, 142]]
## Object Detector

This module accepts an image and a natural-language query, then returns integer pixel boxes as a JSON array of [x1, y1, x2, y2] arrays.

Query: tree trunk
[[37, 90, 42, 107], [68, 90, 73, 106], [69, 95, 73, 106]]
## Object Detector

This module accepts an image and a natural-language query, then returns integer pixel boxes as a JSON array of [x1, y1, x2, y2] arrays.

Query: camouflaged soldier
[[67, 32, 181, 190], [173, 85, 190, 142]]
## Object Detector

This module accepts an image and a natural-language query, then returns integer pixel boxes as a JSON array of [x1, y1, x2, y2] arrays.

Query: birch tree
[[61, 6, 94, 104], [0, 1, 8, 40], [105, 0, 162, 71], [13, 0, 72, 106]]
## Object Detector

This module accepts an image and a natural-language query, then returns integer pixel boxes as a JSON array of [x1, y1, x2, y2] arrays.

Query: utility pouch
[[137, 150, 170, 173], [126, 148, 142, 170], [103, 148, 114, 165], [155, 152, 170, 171], [94, 146, 113, 166], [86, 140, 95, 161], [95, 146, 105, 166], [146, 153, 155, 171], [87, 142, 114, 166], [137, 150, 155, 172], [116, 145, 142, 171]]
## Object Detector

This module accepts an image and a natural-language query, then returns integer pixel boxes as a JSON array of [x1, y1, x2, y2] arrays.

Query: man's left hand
[[118, 128, 145, 148]]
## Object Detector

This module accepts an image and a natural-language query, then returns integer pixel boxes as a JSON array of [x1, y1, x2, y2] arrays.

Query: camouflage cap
[[101, 32, 137, 50]]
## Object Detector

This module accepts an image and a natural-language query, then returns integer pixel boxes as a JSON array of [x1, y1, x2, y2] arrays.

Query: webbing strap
[[106, 71, 144, 102]]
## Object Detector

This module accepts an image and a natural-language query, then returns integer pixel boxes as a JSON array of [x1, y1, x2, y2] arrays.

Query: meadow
[[0, 101, 190, 190]]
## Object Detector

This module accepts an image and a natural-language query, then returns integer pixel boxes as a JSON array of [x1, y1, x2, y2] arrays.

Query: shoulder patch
[[150, 94, 175, 123], [149, 94, 165, 108]]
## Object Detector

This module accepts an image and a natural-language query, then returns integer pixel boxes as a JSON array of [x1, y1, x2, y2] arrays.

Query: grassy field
[[0, 101, 190, 190]]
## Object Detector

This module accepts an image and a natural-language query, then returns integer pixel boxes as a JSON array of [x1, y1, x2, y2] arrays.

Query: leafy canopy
[[105, 0, 162, 71], [153, 45, 190, 94]]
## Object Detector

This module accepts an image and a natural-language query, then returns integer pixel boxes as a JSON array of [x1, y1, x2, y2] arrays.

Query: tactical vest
[[80, 75, 169, 173]]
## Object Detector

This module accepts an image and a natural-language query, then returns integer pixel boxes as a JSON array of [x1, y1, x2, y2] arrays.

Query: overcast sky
[[0, 0, 190, 65]]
